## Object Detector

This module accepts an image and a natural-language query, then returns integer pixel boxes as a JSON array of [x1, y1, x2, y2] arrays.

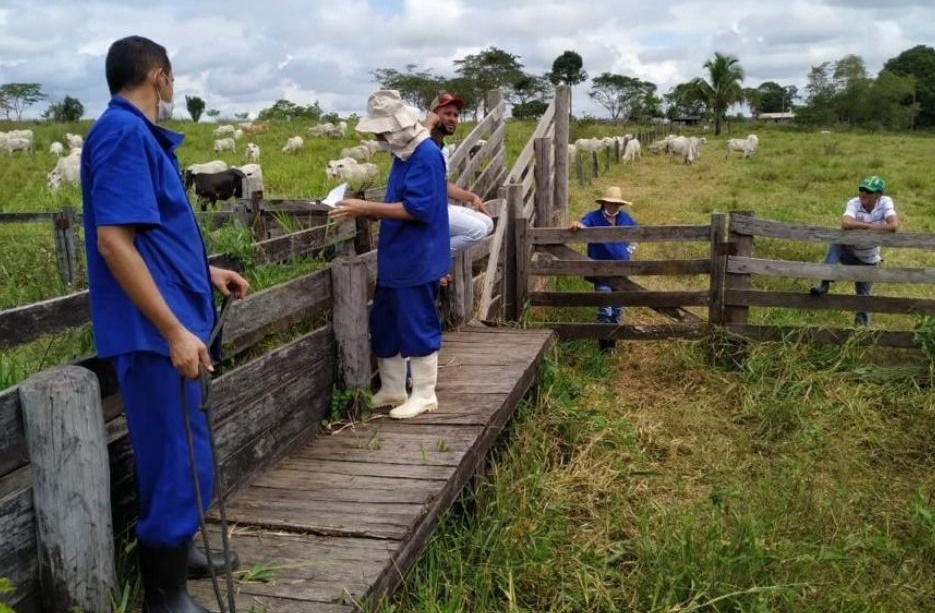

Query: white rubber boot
[[371, 354, 408, 409], [389, 352, 439, 419]]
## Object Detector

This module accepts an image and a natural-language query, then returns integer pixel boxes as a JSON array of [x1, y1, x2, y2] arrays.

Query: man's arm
[[97, 225, 212, 378], [447, 182, 488, 214], [841, 214, 899, 232], [329, 199, 416, 221]]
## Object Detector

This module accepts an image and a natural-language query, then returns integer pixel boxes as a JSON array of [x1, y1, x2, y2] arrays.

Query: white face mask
[[155, 71, 174, 122], [157, 98, 174, 122]]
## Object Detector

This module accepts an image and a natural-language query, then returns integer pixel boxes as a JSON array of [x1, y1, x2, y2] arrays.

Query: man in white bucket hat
[[330, 90, 449, 419]]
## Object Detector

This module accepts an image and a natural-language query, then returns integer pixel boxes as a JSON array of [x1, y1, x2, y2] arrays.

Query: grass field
[[2, 117, 935, 612]]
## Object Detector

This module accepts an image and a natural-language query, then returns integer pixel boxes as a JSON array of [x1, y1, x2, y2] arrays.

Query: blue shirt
[[377, 139, 449, 287], [81, 96, 215, 358], [580, 208, 638, 261]]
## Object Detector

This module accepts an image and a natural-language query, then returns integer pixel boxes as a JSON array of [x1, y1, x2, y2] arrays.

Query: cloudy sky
[[1, 0, 933, 121]]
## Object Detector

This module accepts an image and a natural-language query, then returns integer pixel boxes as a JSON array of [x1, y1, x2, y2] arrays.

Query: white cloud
[[0, 0, 933, 120]]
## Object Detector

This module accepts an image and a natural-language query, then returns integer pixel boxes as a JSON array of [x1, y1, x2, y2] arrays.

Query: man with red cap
[[424, 92, 494, 258]]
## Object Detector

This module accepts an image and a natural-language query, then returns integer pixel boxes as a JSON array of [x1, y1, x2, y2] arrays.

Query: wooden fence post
[[52, 206, 79, 287], [503, 184, 522, 321], [724, 211, 754, 325], [533, 137, 553, 230], [708, 213, 727, 325], [331, 257, 371, 390], [514, 207, 530, 322], [590, 150, 600, 180], [552, 85, 570, 226], [576, 153, 585, 186], [443, 249, 474, 329], [19, 365, 115, 613]]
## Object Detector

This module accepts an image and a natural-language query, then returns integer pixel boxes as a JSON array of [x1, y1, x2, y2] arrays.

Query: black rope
[[180, 295, 237, 612]]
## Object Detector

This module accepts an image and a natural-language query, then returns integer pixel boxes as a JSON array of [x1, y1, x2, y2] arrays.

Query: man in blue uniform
[[570, 185, 639, 351], [81, 35, 249, 612], [329, 90, 449, 420]]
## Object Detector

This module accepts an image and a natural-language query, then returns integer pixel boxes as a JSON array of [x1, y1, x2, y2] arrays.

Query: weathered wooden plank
[[0, 212, 58, 223], [725, 211, 754, 324], [447, 100, 504, 172], [222, 267, 332, 357], [0, 468, 39, 611], [709, 213, 728, 325], [331, 257, 371, 389], [529, 225, 711, 244], [534, 137, 553, 230], [276, 458, 456, 481], [515, 213, 530, 319], [552, 85, 570, 226], [507, 101, 554, 184], [725, 289, 935, 315], [730, 215, 935, 249], [0, 292, 90, 350], [530, 258, 711, 277], [536, 322, 711, 341], [525, 244, 705, 324], [467, 146, 505, 197], [255, 220, 356, 265], [478, 188, 512, 320], [454, 122, 506, 193], [529, 290, 709, 308], [727, 256, 935, 284], [726, 324, 918, 348]]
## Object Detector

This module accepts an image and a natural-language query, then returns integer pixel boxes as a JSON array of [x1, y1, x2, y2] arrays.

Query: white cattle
[[574, 137, 605, 153], [308, 122, 343, 138], [339, 144, 370, 162], [234, 163, 262, 179], [214, 124, 236, 136], [245, 142, 260, 163], [186, 160, 229, 175], [214, 138, 236, 153], [233, 128, 244, 140], [665, 136, 696, 164], [282, 136, 304, 154], [47, 151, 81, 191], [65, 133, 83, 149], [337, 120, 348, 134], [49, 141, 65, 156], [360, 139, 382, 156], [622, 138, 641, 163], [688, 136, 707, 158], [566, 144, 577, 162], [1, 136, 32, 155], [725, 134, 758, 158], [325, 157, 379, 183]]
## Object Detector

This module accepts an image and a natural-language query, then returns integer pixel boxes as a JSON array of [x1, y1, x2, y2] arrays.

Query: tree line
[[3, 44, 933, 132]]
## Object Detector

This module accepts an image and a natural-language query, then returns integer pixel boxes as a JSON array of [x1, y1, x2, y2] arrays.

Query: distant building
[[673, 115, 702, 127], [758, 112, 796, 123]]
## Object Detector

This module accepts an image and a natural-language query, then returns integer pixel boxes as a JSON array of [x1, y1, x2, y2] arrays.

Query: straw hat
[[356, 90, 420, 134], [595, 186, 632, 206]]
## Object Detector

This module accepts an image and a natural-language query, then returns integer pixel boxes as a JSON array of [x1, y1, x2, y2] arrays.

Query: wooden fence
[[521, 210, 935, 346]]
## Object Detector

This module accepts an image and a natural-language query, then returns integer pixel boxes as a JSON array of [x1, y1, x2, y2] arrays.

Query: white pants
[[448, 204, 493, 253]]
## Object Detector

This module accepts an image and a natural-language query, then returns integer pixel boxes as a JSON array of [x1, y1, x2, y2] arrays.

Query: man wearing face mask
[[81, 35, 248, 612], [330, 90, 448, 420]]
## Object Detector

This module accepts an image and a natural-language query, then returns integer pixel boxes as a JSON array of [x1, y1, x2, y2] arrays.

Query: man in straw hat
[[569, 185, 639, 351], [809, 174, 898, 327], [330, 90, 448, 419]]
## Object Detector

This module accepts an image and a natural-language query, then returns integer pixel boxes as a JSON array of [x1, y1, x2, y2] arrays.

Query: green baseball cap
[[858, 175, 886, 193]]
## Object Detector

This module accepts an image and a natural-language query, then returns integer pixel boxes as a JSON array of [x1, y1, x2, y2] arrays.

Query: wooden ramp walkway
[[190, 326, 555, 612]]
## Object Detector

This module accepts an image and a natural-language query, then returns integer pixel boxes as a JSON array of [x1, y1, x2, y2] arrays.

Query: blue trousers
[[821, 244, 876, 325], [370, 283, 442, 358], [594, 282, 621, 324], [114, 352, 213, 548]]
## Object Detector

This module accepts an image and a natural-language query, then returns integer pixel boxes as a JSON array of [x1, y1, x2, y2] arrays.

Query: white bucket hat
[[595, 185, 632, 206], [356, 90, 419, 134]]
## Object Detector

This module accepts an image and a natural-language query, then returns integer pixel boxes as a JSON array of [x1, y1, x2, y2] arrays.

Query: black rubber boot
[[598, 339, 616, 352], [810, 281, 830, 296], [188, 539, 240, 579], [139, 544, 211, 613]]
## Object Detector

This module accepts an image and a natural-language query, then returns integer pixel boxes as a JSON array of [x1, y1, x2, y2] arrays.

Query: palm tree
[[690, 52, 745, 135]]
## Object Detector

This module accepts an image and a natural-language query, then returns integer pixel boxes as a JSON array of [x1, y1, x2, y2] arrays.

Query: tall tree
[[185, 95, 206, 123], [665, 82, 707, 119], [866, 71, 918, 130], [454, 47, 524, 115], [372, 64, 444, 109], [43, 96, 84, 122], [883, 44, 935, 128], [510, 73, 551, 106], [588, 73, 655, 122], [547, 50, 587, 115], [688, 52, 744, 135], [797, 62, 837, 125], [0, 83, 46, 120]]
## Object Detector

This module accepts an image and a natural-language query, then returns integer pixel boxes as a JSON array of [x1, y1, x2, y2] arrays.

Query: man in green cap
[[810, 175, 899, 326]]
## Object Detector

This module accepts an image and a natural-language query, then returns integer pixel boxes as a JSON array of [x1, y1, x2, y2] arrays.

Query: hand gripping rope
[[180, 295, 237, 613]]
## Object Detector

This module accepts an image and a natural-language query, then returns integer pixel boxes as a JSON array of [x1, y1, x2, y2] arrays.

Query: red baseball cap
[[429, 92, 465, 112]]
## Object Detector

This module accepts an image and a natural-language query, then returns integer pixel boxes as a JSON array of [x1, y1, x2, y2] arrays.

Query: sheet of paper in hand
[[321, 183, 347, 208]]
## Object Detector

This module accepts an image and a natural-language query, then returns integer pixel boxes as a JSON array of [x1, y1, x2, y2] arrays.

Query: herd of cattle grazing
[[2, 120, 760, 209]]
